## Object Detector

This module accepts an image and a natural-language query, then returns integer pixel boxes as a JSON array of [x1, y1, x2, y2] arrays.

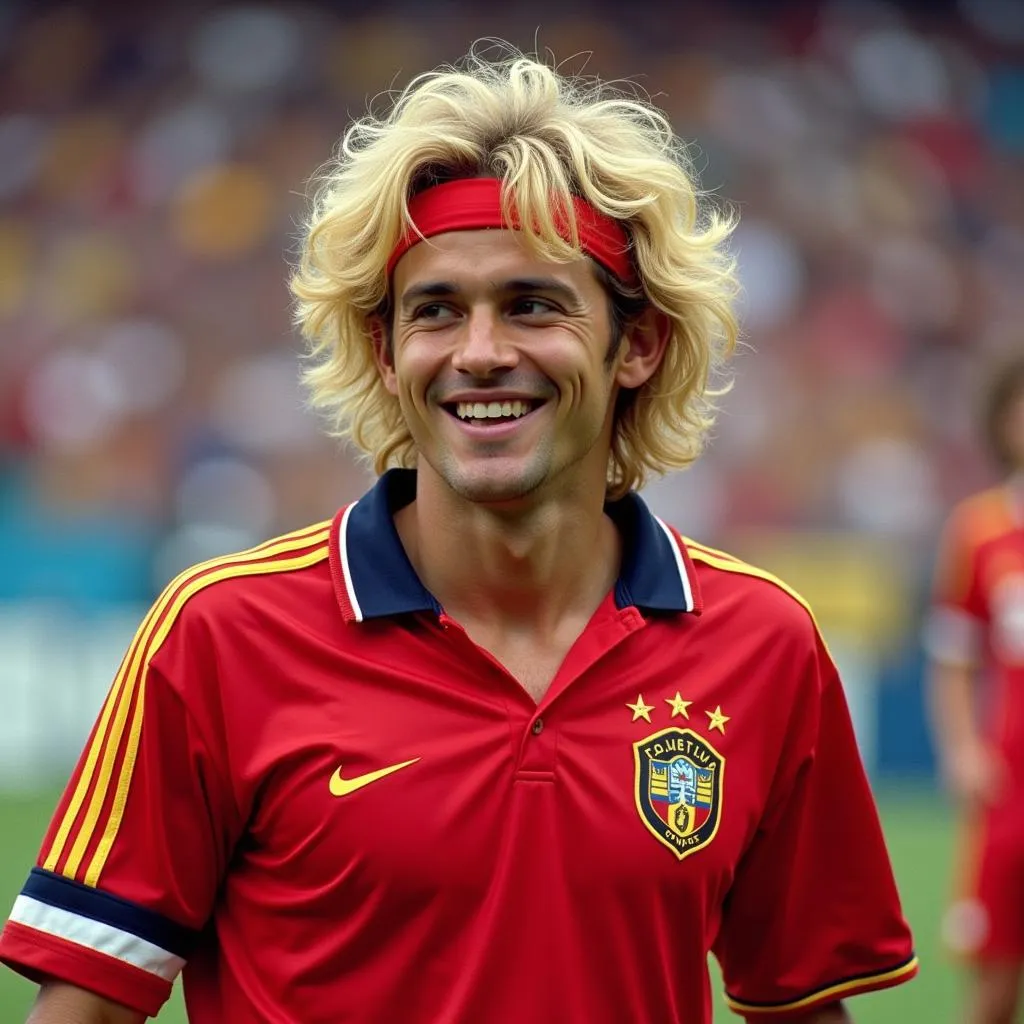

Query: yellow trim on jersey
[[724, 956, 919, 1014], [681, 537, 742, 563], [46, 521, 330, 876], [683, 542, 834, 659], [683, 542, 814, 617], [689, 541, 919, 1010], [44, 522, 331, 884], [85, 543, 330, 885]]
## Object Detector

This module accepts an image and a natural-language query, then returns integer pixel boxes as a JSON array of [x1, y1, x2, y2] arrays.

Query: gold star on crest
[[665, 692, 692, 718], [705, 705, 730, 734], [626, 694, 655, 723]]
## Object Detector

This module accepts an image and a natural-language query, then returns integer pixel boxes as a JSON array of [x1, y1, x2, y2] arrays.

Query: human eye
[[510, 297, 557, 317], [413, 302, 458, 323]]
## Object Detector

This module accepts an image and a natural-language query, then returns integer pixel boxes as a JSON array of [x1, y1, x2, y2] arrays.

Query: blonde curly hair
[[291, 46, 739, 497]]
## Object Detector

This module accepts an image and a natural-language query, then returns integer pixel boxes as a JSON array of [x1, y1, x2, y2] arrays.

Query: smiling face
[[374, 229, 661, 507]]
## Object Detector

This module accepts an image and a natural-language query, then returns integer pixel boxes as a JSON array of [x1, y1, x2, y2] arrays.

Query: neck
[[395, 465, 622, 634]]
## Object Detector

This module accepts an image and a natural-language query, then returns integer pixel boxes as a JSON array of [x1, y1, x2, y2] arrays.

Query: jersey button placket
[[516, 711, 556, 775]]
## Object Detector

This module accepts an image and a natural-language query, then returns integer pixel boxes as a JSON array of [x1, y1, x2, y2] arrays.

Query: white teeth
[[455, 400, 534, 421]]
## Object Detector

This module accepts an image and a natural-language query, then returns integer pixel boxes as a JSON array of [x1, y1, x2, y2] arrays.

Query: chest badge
[[633, 728, 725, 860]]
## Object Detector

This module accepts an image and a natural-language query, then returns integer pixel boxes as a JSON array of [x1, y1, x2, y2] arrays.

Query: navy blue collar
[[332, 469, 699, 622]]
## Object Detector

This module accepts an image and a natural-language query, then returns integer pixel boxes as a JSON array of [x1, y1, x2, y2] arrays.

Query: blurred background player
[[925, 355, 1024, 1024]]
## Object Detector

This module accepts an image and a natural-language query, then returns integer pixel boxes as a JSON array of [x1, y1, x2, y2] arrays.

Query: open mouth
[[446, 399, 541, 425]]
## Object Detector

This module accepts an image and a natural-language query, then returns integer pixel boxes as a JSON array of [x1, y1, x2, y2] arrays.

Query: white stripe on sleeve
[[922, 605, 983, 666], [9, 895, 185, 982]]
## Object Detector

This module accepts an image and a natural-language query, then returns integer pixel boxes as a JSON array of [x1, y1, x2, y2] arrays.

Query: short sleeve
[[932, 507, 987, 615], [713, 639, 917, 1017], [923, 507, 988, 667], [0, 591, 243, 1017]]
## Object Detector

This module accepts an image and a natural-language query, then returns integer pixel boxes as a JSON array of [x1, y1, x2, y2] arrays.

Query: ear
[[368, 315, 399, 396], [615, 307, 671, 389]]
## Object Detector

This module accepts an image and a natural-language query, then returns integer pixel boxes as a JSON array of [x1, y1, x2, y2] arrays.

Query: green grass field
[[0, 786, 960, 1022]]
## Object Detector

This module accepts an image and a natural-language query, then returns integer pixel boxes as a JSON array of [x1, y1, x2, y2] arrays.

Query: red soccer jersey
[[927, 484, 1024, 777], [1, 470, 916, 1022]]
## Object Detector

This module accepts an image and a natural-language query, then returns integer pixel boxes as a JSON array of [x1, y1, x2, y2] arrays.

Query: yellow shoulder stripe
[[683, 540, 813, 617], [683, 541, 834, 659], [44, 522, 331, 886], [724, 956, 919, 1014], [683, 538, 742, 563]]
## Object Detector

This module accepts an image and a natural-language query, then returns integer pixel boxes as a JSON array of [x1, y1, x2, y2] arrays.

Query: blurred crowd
[[0, 0, 1022, 609]]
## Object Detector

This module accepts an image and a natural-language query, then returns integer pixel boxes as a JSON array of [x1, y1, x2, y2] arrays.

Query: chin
[[450, 477, 541, 506], [442, 462, 549, 506]]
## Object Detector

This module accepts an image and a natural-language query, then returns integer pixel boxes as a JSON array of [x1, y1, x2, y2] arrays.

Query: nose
[[450, 306, 519, 377]]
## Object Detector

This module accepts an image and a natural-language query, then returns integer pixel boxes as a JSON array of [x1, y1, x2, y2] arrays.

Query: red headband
[[386, 178, 637, 283]]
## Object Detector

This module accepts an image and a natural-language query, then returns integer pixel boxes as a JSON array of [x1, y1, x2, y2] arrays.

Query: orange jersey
[[928, 484, 1024, 768]]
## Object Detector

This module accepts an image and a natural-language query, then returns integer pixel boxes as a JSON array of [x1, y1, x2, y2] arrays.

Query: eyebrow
[[398, 277, 583, 313]]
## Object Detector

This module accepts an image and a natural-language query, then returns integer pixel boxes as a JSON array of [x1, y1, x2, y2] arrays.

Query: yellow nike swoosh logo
[[329, 758, 420, 797]]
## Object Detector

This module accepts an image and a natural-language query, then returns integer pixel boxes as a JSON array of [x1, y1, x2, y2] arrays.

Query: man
[[1, 50, 916, 1023], [926, 355, 1024, 1024]]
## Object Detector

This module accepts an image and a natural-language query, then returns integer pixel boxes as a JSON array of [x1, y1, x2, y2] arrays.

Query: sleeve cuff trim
[[10, 895, 185, 982], [24, 867, 196, 957], [922, 606, 983, 665], [0, 920, 169, 1017], [724, 955, 919, 1014]]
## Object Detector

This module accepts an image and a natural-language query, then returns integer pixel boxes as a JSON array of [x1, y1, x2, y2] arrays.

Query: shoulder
[[671, 536, 831, 671], [101, 519, 335, 708], [674, 535, 837, 711], [150, 519, 334, 633], [944, 487, 1015, 550], [681, 535, 820, 642]]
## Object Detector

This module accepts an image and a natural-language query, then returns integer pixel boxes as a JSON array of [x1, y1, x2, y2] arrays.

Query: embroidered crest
[[633, 728, 724, 859]]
